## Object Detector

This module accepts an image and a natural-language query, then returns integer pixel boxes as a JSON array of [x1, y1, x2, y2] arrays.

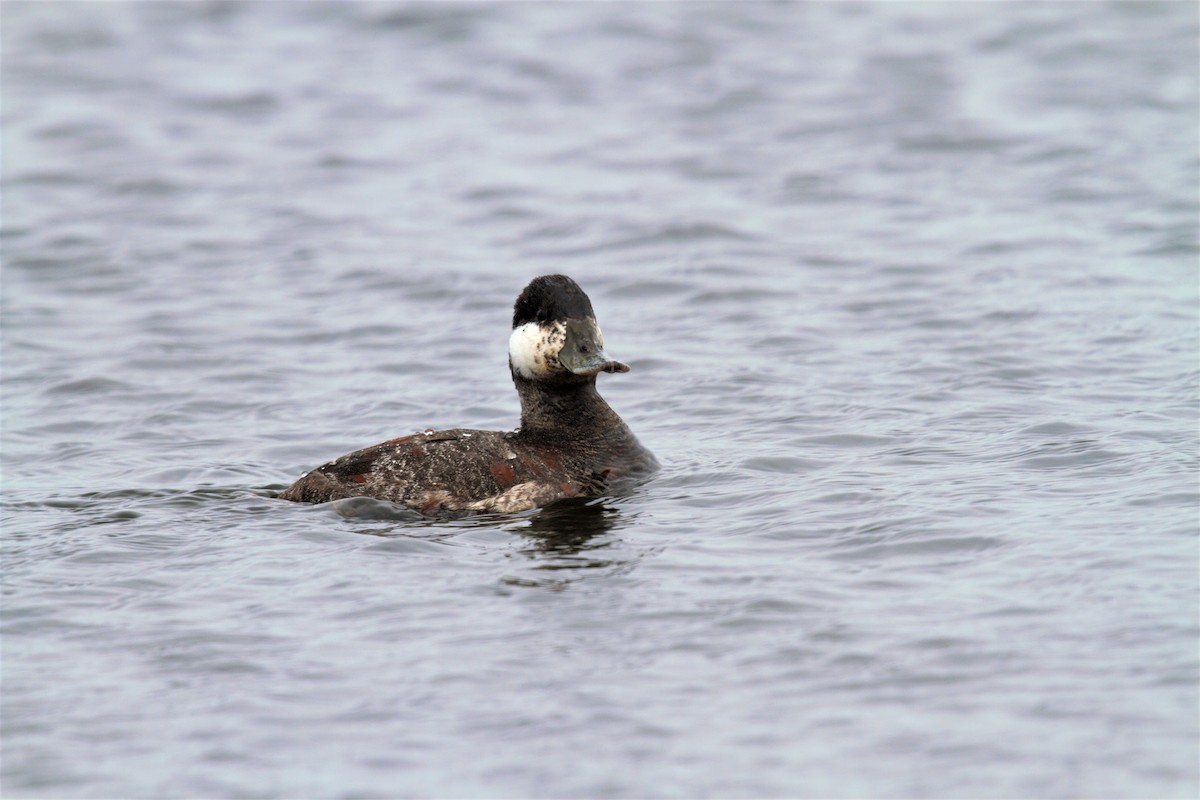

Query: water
[[2, 2, 1197, 797]]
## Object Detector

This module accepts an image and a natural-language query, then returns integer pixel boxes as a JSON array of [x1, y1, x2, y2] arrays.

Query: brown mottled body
[[277, 429, 574, 514], [279, 275, 657, 516], [279, 382, 656, 515]]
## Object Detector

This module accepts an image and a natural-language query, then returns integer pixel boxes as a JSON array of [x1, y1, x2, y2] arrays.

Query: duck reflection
[[502, 498, 639, 588], [330, 494, 644, 588], [525, 496, 617, 538]]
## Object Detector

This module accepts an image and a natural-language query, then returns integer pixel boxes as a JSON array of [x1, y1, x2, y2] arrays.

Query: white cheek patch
[[508, 323, 542, 379], [509, 322, 565, 379]]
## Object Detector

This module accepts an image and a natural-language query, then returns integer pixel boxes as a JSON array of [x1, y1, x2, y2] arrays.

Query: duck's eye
[[580, 345, 590, 354]]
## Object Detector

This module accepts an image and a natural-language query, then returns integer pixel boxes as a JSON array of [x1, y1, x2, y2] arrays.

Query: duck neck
[[513, 374, 626, 444]]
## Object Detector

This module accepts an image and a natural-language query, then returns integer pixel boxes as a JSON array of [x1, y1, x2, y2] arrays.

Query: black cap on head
[[512, 275, 597, 328]]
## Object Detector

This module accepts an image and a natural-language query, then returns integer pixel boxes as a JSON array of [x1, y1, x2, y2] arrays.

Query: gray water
[[2, 2, 1197, 798]]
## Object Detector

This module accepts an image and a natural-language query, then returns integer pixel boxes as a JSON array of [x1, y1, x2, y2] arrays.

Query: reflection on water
[[523, 497, 619, 539], [503, 499, 638, 589], [321, 494, 642, 588]]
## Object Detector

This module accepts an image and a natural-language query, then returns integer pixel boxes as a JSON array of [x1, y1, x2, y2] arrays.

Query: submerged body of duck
[[279, 275, 657, 516]]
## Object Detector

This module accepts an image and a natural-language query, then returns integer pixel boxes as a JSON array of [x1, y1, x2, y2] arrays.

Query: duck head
[[508, 275, 630, 383]]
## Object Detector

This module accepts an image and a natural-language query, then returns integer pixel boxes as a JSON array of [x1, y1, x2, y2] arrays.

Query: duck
[[279, 274, 658, 516]]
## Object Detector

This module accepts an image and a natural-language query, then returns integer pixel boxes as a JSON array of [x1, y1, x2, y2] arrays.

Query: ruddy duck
[[279, 275, 657, 515]]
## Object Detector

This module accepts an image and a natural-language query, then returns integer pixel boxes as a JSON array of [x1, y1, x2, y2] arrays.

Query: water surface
[[2, 2, 1197, 798]]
